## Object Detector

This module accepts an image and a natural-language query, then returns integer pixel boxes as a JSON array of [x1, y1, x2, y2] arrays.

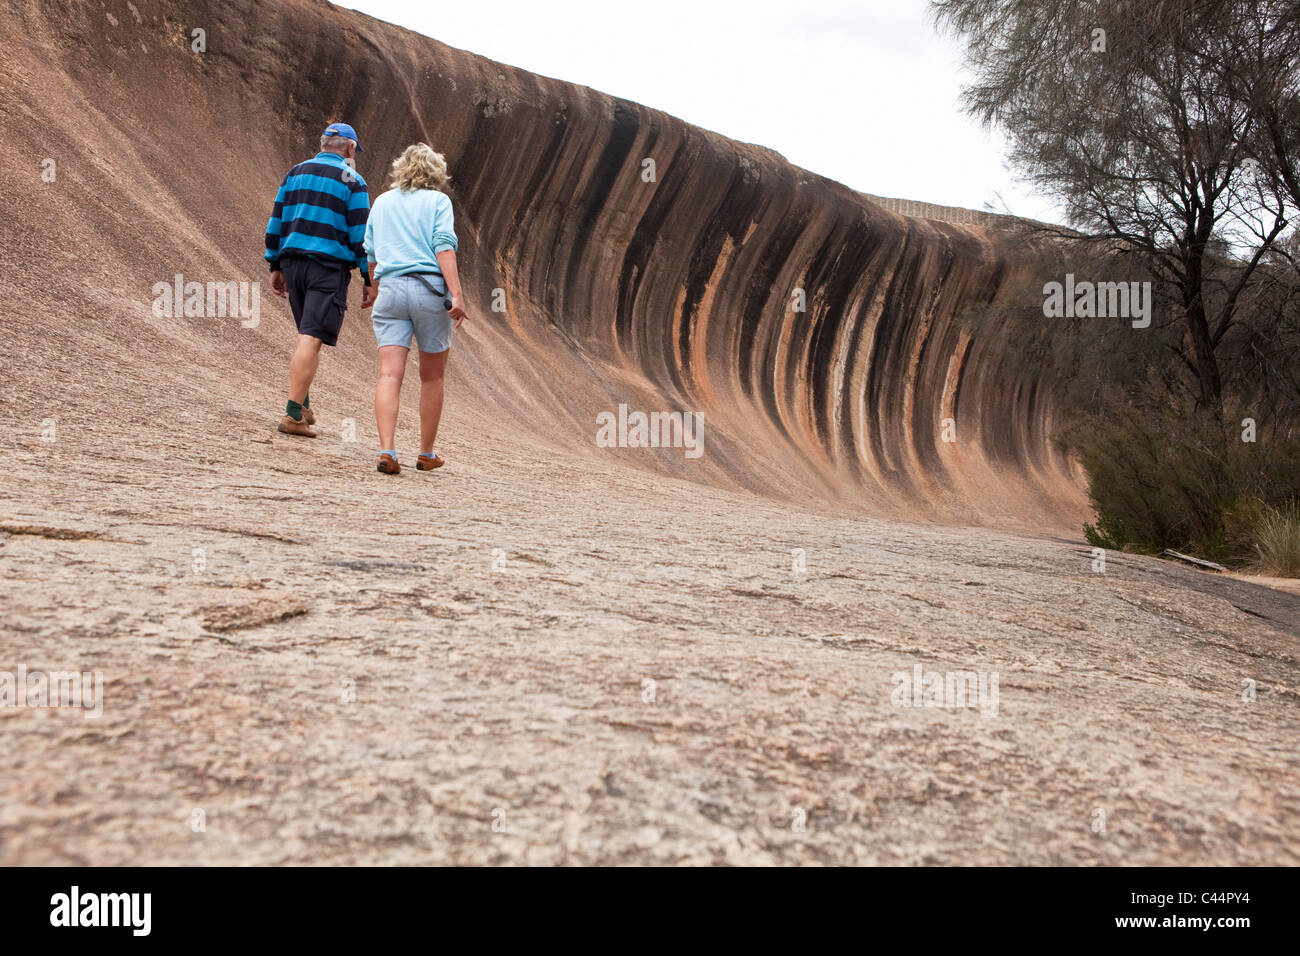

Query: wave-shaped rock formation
[[858, 193, 1039, 229], [0, 0, 1085, 530]]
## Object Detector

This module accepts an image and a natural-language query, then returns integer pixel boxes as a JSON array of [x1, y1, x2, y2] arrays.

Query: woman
[[362, 144, 470, 474]]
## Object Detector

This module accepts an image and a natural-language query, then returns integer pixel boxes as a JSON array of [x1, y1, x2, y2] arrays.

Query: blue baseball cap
[[323, 122, 363, 151]]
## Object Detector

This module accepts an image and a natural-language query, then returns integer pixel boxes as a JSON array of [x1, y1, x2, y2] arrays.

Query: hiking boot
[[301, 405, 316, 426], [416, 453, 444, 470], [377, 453, 401, 475], [277, 415, 317, 438]]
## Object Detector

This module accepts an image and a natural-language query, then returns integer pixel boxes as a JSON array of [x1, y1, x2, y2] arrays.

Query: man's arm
[[266, 176, 288, 298], [346, 185, 372, 286]]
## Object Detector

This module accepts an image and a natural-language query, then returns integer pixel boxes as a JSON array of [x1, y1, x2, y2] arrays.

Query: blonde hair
[[390, 143, 450, 192]]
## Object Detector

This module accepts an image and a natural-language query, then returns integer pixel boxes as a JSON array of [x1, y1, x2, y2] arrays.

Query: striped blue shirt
[[265, 152, 370, 277]]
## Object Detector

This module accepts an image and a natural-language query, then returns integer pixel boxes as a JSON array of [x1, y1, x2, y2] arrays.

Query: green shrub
[[1058, 385, 1300, 566], [1252, 502, 1300, 577]]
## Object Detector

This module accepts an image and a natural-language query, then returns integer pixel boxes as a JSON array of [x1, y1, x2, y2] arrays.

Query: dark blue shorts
[[282, 257, 352, 347]]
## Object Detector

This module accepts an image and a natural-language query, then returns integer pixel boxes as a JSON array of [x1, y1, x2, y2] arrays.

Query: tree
[[933, 0, 1293, 408], [1212, 1, 1300, 212]]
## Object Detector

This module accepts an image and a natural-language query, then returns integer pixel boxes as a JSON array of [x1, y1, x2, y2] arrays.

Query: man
[[264, 122, 377, 437]]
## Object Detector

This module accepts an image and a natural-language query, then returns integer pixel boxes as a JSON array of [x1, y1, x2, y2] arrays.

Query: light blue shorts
[[371, 273, 453, 354]]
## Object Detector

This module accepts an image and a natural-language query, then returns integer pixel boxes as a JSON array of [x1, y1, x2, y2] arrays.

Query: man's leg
[[375, 345, 409, 451], [286, 333, 323, 420], [417, 348, 449, 456]]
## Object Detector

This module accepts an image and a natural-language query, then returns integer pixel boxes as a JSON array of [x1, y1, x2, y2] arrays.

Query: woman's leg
[[375, 345, 408, 451], [417, 348, 449, 456]]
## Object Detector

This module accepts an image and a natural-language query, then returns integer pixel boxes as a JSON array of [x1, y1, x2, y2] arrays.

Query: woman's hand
[[449, 293, 469, 329], [435, 250, 468, 328]]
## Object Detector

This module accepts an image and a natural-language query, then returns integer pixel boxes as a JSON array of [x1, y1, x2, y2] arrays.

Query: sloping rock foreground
[[1, 422, 1297, 864]]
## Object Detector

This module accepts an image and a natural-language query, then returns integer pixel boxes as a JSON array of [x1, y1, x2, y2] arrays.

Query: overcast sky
[[339, 0, 1065, 225]]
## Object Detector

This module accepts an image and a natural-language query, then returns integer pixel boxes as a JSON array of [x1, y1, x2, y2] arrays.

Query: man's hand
[[271, 270, 287, 299], [361, 282, 378, 309], [449, 294, 469, 329]]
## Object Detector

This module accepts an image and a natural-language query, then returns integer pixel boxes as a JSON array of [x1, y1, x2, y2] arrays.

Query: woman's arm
[[362, 262, 378, 309], [431, 194, 466, 327], [435, 249, 468, 328]]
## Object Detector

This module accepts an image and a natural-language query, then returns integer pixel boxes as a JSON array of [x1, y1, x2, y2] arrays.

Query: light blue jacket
[[363, 187, 458, 280]]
